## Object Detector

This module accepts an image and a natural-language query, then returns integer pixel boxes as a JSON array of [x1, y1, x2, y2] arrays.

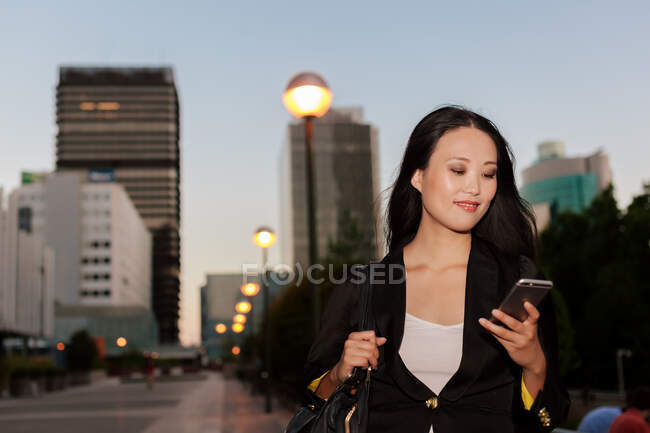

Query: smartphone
[[489, 278, 553, 325]]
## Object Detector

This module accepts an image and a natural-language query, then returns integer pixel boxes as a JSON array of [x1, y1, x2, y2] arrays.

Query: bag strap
[[357, 262, 376, 332], [346, 263, 376, 382]]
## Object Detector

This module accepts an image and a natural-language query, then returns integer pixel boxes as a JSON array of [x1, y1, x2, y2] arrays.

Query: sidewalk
[[0, 372, 294, 433], [141, 372, 294, 433]]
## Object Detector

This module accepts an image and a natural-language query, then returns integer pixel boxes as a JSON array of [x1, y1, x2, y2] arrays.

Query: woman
[[303, 106, 570, 432]]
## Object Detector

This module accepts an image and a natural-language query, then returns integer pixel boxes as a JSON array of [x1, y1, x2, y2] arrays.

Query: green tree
[[324, 209, 376, 267], [537, 184, 650, 389]]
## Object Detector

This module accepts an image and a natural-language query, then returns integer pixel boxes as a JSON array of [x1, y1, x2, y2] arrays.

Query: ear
[[410, 169, 423, 193]]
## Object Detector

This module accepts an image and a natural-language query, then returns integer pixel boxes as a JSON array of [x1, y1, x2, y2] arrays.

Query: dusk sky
[[1, 1, 649, 345]]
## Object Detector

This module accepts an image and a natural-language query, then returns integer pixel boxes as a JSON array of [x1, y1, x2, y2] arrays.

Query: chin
[[447, 222, 476, 234]]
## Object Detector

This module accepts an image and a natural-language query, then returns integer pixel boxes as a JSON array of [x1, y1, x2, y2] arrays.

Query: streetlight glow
[[235, 300, 252, 314], [253, 227, 276, 249], [232, 346, 241, 355], [232, 323, 245, 333], [215, 323, 227, 334], [233, 314, 247, 324], [283, 72, 332, 118], [116, 337, 127, 347], [241, 282, 260, 297], [56, 342, 65, 351]]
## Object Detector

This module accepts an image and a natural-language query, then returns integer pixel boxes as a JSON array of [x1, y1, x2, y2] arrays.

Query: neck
[[404, 211, 472, 267]]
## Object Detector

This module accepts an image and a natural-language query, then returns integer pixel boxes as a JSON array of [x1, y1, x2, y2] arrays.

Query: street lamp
[[241, 282, 260, 297], [283, 72, 332, 337], [215, 323, 227, 334], [233, 314, 247, 324], [235, 300, 252, 314], [254, 226, 276, 413]]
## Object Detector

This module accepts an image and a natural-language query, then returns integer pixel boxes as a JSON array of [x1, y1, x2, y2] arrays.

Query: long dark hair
[[386, 105, 537, 259]]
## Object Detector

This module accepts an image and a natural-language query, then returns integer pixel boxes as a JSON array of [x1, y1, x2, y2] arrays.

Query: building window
[[18, 207, 33, 233], [81, 258, 89, 264], [103, 257, 111, 264], [103, 290, 110, 296]]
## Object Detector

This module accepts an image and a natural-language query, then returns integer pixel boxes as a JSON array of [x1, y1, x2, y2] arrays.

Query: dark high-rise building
[[280, 107, 382, 267], [55, 66, 181, 343]]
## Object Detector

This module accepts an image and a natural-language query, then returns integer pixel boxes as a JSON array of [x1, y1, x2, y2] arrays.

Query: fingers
[[490, 309, 523, 332], [344, 331, 386, 370], [479, 317, 518, 343], [523, 302, 540, 325]]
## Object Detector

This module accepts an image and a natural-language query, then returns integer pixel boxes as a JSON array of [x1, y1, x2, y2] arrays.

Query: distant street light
[[232, 346, 241, 356], [215, 323, 227, 334], [254, 226, 277, 413], [283, 72, 332, 338], [116, 337, 127, 348], [232, 323, 245, 334], [56, 342, 65, 351], [253, 227, 277, 249], [241, 282, 260, 297], [233, 314, 247, 324], [235, 300, 252, 314]]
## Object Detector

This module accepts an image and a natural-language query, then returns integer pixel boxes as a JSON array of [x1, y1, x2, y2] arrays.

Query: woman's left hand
[[478, 302, 546, 374]]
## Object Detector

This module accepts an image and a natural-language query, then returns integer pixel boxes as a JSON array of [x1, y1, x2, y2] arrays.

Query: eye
[[483, 173, 496, 179], [451, 169, 465, 175]]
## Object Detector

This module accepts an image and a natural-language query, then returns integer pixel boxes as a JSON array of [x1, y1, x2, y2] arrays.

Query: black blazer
[[303, 235, 570, 433]]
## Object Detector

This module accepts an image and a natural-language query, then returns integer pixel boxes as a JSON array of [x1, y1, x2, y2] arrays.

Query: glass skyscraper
[[520, 140, 612, 230]]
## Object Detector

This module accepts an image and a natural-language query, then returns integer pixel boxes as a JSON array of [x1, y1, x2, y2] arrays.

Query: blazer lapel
[[371, 235, 502, 402]]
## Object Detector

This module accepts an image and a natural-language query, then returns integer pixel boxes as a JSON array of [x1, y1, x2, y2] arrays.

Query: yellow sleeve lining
[[307, 370, 330, 396], [521, 375, 535, 410]]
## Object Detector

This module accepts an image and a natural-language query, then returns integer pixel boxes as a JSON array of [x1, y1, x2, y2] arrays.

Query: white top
[[399, 312, 464, 433]]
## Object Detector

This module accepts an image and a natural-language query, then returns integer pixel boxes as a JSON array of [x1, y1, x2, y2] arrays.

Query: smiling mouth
[[454, 201, 479, 211]]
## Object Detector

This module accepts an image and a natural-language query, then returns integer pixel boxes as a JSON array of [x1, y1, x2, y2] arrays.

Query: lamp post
[[282, 72, 332, 337], [253, 226, 276, 413]]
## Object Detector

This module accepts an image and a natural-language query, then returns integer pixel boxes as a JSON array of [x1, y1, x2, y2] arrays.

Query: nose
[[464, 173, 480, 195]]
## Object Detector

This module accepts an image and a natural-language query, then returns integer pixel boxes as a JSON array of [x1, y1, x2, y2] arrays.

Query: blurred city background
[[0, 1, 649, 432]]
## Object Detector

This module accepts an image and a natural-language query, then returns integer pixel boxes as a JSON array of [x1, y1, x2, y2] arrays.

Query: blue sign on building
[[88, 169, 115, 182]]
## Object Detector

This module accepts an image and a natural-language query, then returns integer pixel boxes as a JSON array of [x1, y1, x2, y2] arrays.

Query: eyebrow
[[446, 157, 497, 165]]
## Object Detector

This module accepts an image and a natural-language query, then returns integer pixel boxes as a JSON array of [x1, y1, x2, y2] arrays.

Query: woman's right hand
[[331, 330, 387, 385]]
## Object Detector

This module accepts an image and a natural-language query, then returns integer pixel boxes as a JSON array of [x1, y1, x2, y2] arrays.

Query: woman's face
[[411, 126, 498, 233]]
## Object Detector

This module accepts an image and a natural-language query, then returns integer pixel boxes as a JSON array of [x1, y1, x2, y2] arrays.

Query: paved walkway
[[0, 373, 294, 433]]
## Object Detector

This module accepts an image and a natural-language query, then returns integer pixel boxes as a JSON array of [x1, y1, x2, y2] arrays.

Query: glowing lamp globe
[[232, 323, 245, 333], [233, 314, 247, 324], [253, 227, 276, 249], [241, 282, 260, 297], [235, 300, 252, 314], [283, 72, 332, 119]]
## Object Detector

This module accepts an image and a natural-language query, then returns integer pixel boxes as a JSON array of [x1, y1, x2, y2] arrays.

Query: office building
[[280, 107, 381, 267], [0, 187, 56, 338], [8, 172, 151, 309], [55, 66, 181, 342], [520, 141, 612, 229]]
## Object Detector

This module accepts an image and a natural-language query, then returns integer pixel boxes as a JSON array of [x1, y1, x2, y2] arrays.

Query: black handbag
[[285, 264, 375, 433]]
